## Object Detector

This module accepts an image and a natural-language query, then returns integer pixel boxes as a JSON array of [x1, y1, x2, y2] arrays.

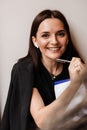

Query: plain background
[[0, 0, 87, 118]]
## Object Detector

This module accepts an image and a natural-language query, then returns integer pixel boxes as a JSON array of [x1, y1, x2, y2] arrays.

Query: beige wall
[[0, 0, 87, 117]]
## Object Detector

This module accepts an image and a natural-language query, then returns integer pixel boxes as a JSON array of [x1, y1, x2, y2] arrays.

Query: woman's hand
[[68, 57, 87, 84]]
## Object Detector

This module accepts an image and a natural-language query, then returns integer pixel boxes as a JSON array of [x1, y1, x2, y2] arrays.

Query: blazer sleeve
[[0, 60, 35, 130]]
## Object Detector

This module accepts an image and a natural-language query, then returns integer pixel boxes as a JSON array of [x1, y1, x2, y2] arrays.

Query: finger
[[71, 57, 81, 62]]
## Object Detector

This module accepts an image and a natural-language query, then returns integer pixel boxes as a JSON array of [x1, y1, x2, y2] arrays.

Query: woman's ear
[[67, 37, 69, 44], [34, 43, 39, 48], [32, 36, 38, 48]]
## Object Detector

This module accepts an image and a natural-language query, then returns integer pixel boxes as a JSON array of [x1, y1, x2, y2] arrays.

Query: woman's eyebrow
[[41, 31, 49, 34], [57, 30, 66, 33]]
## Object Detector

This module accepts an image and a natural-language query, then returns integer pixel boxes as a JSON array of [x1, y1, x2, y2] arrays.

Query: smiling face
[[32, 18, 68, 62]]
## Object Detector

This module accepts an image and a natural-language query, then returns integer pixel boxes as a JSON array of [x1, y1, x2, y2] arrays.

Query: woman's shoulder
[[12, 58, 34, 73]]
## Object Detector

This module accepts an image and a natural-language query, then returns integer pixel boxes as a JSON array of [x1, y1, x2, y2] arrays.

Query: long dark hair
[[20, 9, 80, 68]]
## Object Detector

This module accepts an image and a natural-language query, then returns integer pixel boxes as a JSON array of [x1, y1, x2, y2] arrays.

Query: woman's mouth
[[48, 47, 61, 51]]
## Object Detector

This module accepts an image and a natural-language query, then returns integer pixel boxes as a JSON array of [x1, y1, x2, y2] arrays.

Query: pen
[[56, 59, 71, 63]]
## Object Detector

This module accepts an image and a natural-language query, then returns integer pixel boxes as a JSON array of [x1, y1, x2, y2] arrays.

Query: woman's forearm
[[30, 82, 81, 129]]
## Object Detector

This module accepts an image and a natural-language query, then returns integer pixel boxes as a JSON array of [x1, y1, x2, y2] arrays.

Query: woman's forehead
[[37, 18, 64, 33]]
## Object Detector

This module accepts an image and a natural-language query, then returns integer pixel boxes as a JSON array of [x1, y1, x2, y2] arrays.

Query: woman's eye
[[58, 32, 65, 37], [42, 34, 49, 38]]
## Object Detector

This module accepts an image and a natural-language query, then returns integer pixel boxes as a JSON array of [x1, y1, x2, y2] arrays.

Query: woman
[[0, 9, 87, 130]]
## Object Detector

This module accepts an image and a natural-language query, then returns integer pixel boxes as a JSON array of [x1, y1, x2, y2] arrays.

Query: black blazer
[[0, 58, 35, 130]]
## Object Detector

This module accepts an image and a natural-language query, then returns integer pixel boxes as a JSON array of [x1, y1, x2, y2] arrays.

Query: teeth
[[49, 47, 60, 51]]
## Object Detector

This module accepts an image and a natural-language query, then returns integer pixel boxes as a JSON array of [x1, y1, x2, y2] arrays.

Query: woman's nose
[[50, 35, 58, 44]]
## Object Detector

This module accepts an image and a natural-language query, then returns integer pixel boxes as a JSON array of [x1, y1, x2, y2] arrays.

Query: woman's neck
[[41, 58, 63, 77]]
